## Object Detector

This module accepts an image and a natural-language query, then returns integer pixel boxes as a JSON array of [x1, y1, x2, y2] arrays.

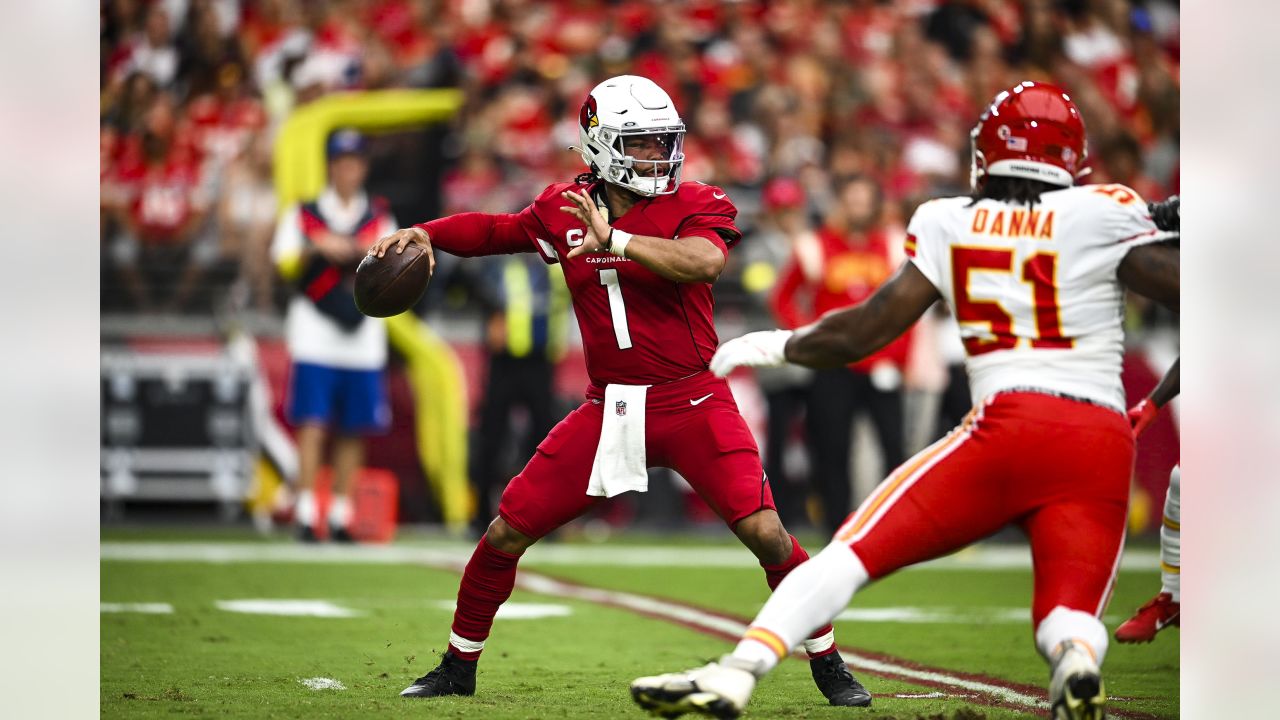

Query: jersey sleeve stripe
[[528, 207, 562, 265], [1117, 228, 1177, 244]]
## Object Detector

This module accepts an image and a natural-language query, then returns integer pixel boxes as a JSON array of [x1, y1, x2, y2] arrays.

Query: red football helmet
[[970, 81, 1089, 190]]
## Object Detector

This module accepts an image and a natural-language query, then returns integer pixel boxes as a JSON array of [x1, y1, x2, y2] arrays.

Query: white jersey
[[271, 189, 395, 370], [905, 183, 1176, 412]]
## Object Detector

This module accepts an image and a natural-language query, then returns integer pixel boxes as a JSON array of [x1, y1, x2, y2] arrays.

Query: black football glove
[[1148, 195, 1179, 233]]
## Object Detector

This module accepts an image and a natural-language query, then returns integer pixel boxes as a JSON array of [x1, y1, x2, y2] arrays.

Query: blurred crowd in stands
[[100, 0, 1179, 529], [100, 0, 1179, 317]]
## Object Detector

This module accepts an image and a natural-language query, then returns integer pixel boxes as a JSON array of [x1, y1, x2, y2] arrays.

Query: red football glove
[[1127, 398, 1160, 437]]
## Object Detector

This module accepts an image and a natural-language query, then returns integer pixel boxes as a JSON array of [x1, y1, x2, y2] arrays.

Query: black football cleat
[[400, 650, 477, 698], [810, 651, 872, 707], [297, 524, 319, 544], [329, 526, 356, 544]]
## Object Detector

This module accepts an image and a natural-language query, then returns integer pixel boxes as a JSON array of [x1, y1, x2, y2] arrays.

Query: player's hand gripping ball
[[355, 228, 435, 317]]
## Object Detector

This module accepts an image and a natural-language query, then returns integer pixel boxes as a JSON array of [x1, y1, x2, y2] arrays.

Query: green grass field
[[101, 531, 1178, 719]]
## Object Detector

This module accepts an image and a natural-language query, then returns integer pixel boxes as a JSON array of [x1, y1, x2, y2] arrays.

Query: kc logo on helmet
[[615, 400, 627, 416]]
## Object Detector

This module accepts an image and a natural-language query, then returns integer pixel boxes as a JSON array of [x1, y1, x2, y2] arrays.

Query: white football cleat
[[630, 657, 758, 719], [1049, 641, 1107, 720]]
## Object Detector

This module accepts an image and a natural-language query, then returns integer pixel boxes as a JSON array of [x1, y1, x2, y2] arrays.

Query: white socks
[[1035, 606, 1108, 666], [803, 630, 836, 657], [732, 542, 869, 675], [329, 495, 353, 530], [296, 488, 317, 527], [295, 490, 352, 530], [1160, 466, 1180, 603]]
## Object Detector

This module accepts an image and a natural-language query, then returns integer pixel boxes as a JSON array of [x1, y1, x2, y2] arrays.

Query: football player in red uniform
[[1116, 196, 1181, 644], [371, 75, 870, 708], [631, 82, 1180, 720]]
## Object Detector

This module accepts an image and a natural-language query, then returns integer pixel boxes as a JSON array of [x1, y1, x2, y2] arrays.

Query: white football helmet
[[576, 75, 686, 196]]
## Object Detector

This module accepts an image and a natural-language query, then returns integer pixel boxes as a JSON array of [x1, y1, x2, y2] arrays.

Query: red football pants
[[497, 371, 774, 538], [834, 392, 1133, 625]]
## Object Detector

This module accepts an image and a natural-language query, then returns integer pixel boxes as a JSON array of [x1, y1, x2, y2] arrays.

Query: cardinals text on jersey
[[525, 179, 739, 388]]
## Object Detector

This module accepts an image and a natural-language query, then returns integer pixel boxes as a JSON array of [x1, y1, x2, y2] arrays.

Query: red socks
[[761, 534, 838, 658], [447, 534, 522, 661]]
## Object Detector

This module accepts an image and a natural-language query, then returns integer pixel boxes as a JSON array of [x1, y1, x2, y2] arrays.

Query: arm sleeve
[[1089, 186, 1180, 278], [678, 224, 738, 259], [904, 202, 945, 294], [414, 208, 537, 258], [675, 185, 741, 258]]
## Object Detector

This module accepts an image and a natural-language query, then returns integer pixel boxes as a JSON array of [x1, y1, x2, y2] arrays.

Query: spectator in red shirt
[[771, 175, 911, 534], [109, 129, 215, 312]]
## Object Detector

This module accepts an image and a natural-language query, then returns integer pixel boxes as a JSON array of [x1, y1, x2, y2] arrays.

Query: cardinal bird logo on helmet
[[580, 96, 599, 131]]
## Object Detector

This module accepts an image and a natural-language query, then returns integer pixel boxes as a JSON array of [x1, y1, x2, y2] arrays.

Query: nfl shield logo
[[615, 400, 627, 416]]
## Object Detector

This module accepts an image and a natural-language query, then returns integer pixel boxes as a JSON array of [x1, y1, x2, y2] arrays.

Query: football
[[353, 244, 432, 317]]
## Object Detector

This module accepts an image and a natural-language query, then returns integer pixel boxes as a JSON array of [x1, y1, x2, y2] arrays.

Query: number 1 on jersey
[[598, 268, 633, 350]]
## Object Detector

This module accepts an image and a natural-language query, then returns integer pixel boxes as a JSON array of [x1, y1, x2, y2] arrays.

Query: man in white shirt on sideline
[[271, 129, 397, 542]]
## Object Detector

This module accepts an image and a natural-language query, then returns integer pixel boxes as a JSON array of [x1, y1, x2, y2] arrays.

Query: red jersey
[[116, 155, 208, 243], [419, 179, 739, 387], [771, 226, 911, 372], [186, 94, 267, 165]]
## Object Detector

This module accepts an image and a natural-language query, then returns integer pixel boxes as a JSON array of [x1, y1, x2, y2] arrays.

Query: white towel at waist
[[586, 383, 649, 498]]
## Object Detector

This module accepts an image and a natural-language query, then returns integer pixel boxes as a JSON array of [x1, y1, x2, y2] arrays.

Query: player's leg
[[1116, 465, 1181, 642], [1019, 407, 1132, 720], [1023, 497, 1126, 720], [1162, 465, 1182, 601], [659, 405, 872, 708], [737, 411, 1003, 671], [402, 403, 604, 699], [633, 409, 1004, 717], [285, 362, 338, 542]]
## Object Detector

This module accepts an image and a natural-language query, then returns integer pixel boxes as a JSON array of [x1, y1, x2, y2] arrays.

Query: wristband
[[608, 229, 633, 258]]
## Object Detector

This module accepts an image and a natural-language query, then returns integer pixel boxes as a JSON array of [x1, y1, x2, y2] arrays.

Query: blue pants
[[286, 362, 390, 435]]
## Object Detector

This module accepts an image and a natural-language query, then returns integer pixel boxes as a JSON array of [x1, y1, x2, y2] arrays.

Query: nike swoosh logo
[[1156, 611, 1179, 630], [689, 393, 714, 406], [712, 192, 726, 199]]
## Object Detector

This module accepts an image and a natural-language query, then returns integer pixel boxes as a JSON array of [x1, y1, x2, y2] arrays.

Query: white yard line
[[100, 541, 1160, 571], [431, 600, 573, 619], [214, 599, 362, 618], [100, 602, 174, 614]]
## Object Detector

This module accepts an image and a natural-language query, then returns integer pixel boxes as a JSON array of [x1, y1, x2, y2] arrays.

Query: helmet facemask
[[969, 121, 986, 192], [609, 129, 685, 196]]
